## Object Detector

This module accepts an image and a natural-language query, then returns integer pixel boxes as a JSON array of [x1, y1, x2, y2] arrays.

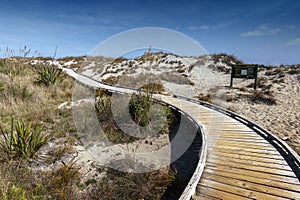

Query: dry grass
[[195, 93, 212, 103], [251, 90, 276, 105], [88, 167, 175, 200], [0, 53, 178, 199], [211, 53, 244, 65], [159, 72, 193, 85], [0, 55, 80, 199], [102, 76, 120, 85]]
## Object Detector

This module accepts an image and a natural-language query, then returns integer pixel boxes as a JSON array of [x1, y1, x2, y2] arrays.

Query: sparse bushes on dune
[[251, 90, 276, 105], [112, 57, 128, 64], [159, 72, 193, 85], [195, 93, 212, 103], [141, 82, 165, 94], [288, 68, 300, 75], [265, 67, 284, 76], [57, 56, 86, 62], [207, 64, 231, 74], [102, 76, 120, 85], [211, 53, 244, 66]]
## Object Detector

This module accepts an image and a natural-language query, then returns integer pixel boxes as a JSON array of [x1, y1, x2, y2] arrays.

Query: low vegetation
[[195, 93, 212, 103], [35, 65, 62, 86], [250, 90, 276, 105], [0, 48, 80, 199], [4, 53, 174, 199], [89, 168, 175, 200], [0, 118, 48, 159]]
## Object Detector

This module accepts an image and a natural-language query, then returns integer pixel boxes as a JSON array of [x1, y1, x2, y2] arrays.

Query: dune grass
[[0, 51, 177, 199]]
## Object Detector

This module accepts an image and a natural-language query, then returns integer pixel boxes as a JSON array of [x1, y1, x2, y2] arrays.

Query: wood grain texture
[[160, 96, 300, 200]]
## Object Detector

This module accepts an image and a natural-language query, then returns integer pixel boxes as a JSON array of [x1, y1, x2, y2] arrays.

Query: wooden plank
[[218, 133, 260, 138], [196, 185, 251, 200], [192, 193, 221, 200], [213, 141, 276, 150], [205, 164, 300, 185], [199, 178, 288, 200], [214, 144, 276, 153], [211, 148, 284, 160], [217, 137, 270, 144], [162, 96, 300, 199], [201, 173, 300, 199], [208, 154, 293, 171], [206, 159, 297, 177], [204, 167, 300, 193], [209, 151, 288, 165], [218, 132, 264, 137], [213, 146, 281, 156], [222, 129, 253, 133], [218, 134, 263, 139], [217, 135, 264, 140], [215, 139, 272, 146], [218, 128, 255, 132]]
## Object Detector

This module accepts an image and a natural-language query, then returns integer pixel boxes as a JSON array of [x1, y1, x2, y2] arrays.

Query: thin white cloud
[[188, 24, 227, 31], [241, 24, 281, 37], [188, 25, 210, 30], [286, 38, 300, 46]]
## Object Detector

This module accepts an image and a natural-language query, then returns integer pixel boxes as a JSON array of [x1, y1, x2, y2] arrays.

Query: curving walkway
[[62, 68, 300, 200], [160, 96, 300, 200]]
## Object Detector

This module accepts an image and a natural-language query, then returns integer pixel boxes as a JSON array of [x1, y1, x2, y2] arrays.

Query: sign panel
[[230, 64, 258, 89]]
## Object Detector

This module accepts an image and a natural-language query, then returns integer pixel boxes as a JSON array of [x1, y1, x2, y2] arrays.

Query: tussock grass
[[89, 167, 175, 200]]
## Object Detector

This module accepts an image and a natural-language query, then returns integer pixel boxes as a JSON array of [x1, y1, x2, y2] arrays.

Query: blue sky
[[1, 0, 300, 64]]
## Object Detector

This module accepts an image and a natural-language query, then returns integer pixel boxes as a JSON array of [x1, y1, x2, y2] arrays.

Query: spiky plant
[[0, 118, 48, 159], [35, 65, 62, 86]]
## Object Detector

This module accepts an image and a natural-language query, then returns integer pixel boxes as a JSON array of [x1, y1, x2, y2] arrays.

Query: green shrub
[[129, 92, 152, 127], [52, 161, 79, 200], [35, 65, 62, 86], [5, 185, 27, 200], [95, 94, 111, 113], [0, 118, 48, 159], [0, 81, 5, 92]]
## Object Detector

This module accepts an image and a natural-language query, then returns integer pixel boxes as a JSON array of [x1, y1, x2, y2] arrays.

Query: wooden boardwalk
[[63, 68, 300, 200], [160, 96, 300, 200]]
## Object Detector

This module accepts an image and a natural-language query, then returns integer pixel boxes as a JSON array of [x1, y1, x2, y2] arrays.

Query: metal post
[[230, 65, 234, 87], [253, 65, 258, 90]]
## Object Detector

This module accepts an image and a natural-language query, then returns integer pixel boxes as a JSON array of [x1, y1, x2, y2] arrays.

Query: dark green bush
[[0, 118, 48, 159], [35, 65, 62, 86]]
